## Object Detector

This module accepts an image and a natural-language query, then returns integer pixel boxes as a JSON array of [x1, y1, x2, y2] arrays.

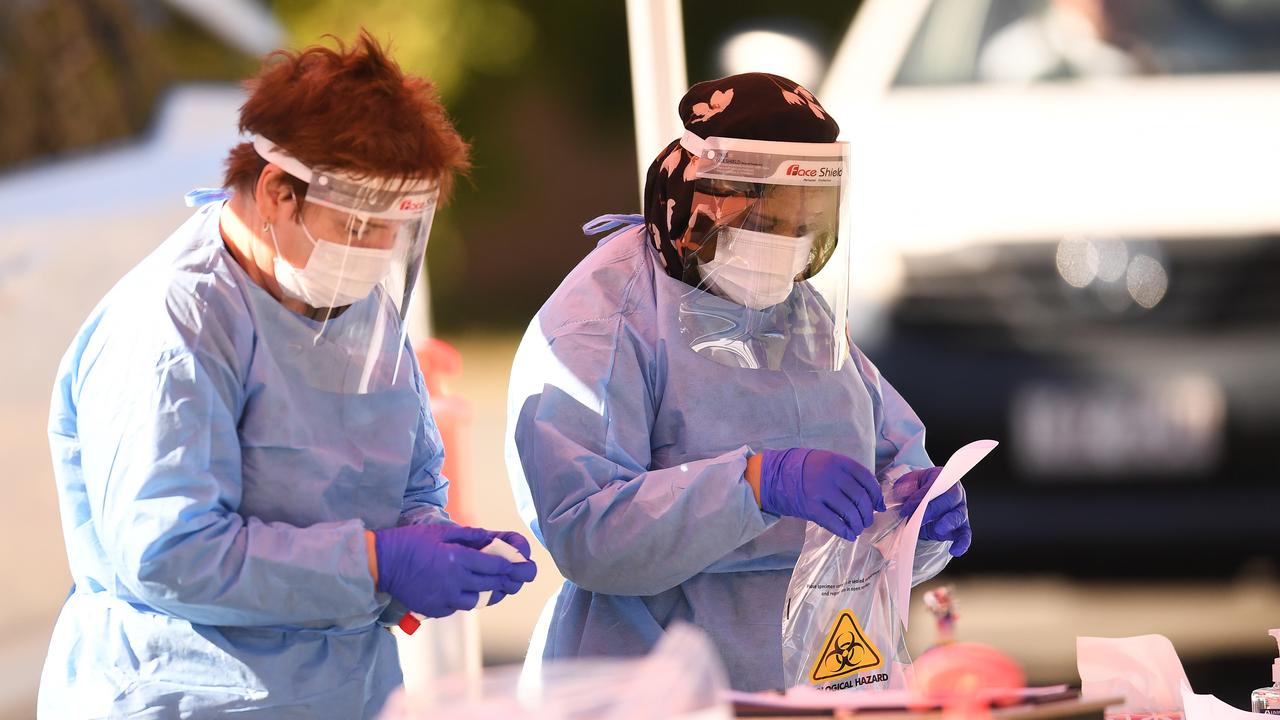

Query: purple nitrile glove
[[373, 525, 537, 617], [758, 448, 886, 542], [894, 466, 972, 556]]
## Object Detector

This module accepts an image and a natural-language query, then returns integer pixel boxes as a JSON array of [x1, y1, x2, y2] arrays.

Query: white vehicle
[[821, 0, 1280, 573]]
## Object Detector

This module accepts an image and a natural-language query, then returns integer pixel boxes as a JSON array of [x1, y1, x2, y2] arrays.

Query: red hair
[[223, 30, 469, 201]]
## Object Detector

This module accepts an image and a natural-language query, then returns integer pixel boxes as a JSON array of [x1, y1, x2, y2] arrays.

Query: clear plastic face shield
[[253, 135, 439, 394], [677, 133, 851, 372]]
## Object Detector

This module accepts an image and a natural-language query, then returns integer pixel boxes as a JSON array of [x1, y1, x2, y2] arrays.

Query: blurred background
[[2, 0, 1279, 717]]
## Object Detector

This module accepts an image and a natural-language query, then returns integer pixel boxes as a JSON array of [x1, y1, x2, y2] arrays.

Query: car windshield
[[897, 0, 1280, 86]]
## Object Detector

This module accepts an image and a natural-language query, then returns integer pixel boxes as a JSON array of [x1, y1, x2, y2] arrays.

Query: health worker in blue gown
[[505, 73, 970, 691], [39, 33, 536, 719]]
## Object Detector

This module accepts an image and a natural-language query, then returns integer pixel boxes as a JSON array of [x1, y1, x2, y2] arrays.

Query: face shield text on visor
[[677, 132, 851, 372], [254, 135, 439, 394]]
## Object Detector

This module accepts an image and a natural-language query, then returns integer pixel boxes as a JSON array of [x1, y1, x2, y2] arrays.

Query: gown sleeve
[[397, 353, 453, 527]]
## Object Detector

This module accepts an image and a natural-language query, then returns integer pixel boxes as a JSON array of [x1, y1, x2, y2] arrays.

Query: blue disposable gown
[[39, 201, 448, 718], [506, 220, 953, 692]]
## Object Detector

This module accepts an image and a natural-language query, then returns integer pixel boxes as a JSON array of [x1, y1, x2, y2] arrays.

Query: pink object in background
[[913, 643, 1027, 720], [913, 586, 1026, 720]]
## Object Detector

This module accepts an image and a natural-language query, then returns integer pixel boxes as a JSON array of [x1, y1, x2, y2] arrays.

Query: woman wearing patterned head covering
[[505, 73, 971, 691]]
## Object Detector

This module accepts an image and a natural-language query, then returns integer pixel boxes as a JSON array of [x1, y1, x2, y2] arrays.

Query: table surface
[[736, 695, 1119, 719]]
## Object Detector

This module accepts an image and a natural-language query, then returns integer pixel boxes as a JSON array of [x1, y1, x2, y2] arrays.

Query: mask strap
[[267, 223, 282, 255], [296, 215, 321, 249]]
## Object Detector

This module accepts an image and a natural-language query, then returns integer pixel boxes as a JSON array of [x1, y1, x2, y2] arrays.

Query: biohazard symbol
[[810, 610, 882, 683]]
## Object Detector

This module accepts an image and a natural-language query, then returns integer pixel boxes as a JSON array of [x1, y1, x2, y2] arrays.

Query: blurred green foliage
[[270, 0, 536, 99]]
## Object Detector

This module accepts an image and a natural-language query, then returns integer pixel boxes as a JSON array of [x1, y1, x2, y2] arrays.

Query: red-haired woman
[[38, 32, 535, 718]]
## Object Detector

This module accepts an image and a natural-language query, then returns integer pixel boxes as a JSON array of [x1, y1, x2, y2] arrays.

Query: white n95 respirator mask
[[699, 227, 816, 310]]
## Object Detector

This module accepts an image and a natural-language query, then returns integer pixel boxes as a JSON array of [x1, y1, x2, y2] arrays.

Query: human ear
[[254, 165, 298, 226]]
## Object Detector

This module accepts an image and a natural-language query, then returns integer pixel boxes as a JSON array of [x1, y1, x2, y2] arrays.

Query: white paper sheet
[[893, 439, 999, 629], [1078, 634, 1191, 713], [1182, 682, 1269, 720]]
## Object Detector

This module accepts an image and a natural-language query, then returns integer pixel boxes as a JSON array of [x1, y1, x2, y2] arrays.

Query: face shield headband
[[252, 135, 439, 222]]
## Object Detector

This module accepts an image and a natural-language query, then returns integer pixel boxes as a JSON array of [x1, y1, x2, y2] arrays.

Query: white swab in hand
[[477, 538, 526, 608]]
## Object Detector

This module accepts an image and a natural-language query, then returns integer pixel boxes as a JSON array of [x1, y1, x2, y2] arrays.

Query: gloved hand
[[758, 448, 886, 542], [894, 467, 972, 556], [373, 524, 537, 617]]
